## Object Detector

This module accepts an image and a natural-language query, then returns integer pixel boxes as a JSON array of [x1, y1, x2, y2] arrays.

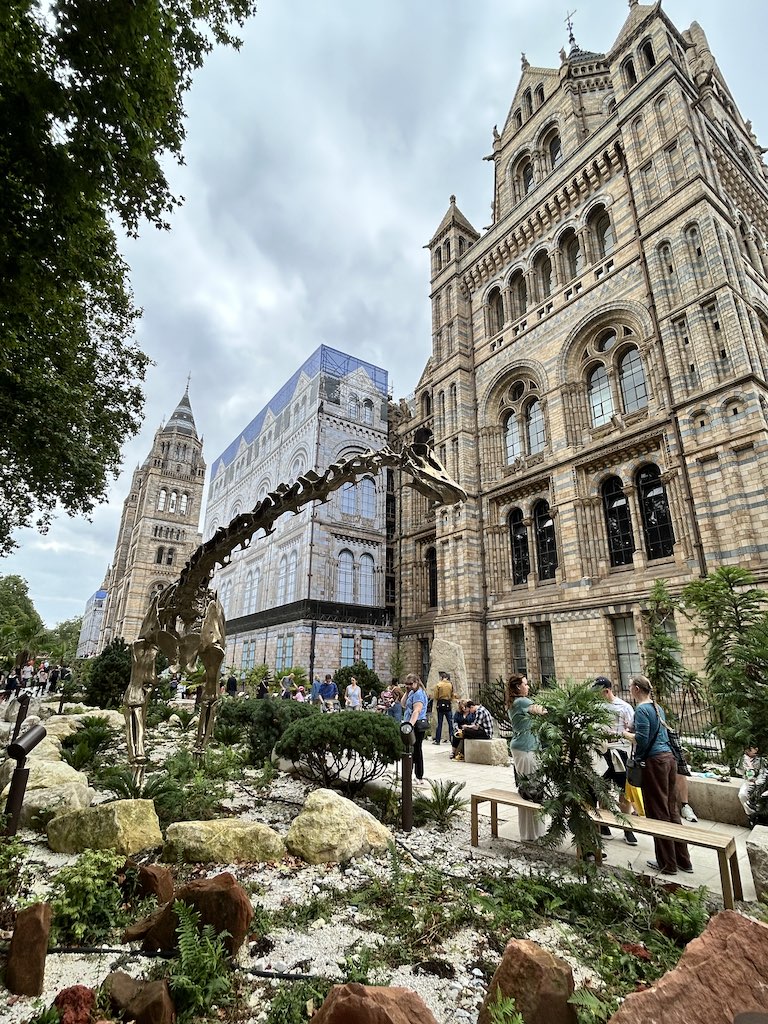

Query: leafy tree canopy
[[0, 0, 257, 554], [334, 661, 382, 697], [85, 636, 132, 709], [0, 573, 45, 665], [44, 615, 83, 665]]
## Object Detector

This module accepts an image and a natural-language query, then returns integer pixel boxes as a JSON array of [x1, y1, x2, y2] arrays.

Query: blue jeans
[[434, 703, 454, 742]]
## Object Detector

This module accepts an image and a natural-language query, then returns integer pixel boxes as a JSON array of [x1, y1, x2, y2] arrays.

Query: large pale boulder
[[18, 783, 96, 830], [425, 638, 468, 699], [285, 788, 391, 864], [48, 799, 162, 856], [163, 819, 285, 863], [40, 716, 82, 739], [479, 939, 576, 1024], [0, 737, 64, 791], [746, 824, 768, 903], [313, 983, 439, 1023], [1, 759, 88, 798], [607, 911, 768, 1024]]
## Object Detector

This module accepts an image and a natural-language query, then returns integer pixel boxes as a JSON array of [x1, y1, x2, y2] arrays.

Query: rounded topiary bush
[[246, 697, 316, 764], [274, 711, 401, 793]]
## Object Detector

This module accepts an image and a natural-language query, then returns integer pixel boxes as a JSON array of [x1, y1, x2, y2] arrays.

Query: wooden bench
[[470, 787, 744, 910]]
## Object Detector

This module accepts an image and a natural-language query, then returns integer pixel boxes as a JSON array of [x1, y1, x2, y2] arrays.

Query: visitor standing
[[432, 671, 455, 744], [226, 672, 238, 698], [592, 677, 638, 846], [404, 673, 429, 785], [344, 675, 362, 710], [505, 674, 547, 841]]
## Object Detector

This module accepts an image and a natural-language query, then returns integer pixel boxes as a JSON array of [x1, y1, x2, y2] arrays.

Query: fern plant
[[488, 987, 525, 1024], [167, 901, 233, 1022]]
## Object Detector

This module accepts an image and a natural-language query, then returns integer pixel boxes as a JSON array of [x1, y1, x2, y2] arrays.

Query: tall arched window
[[624, 57, 638, 87], [588, 365, 614, 426], [526, 399, 545, 454], [362, 400, 374, 425], [504, 412, 522, 463], [169, 490, 178, 513], [640, 39, 656, 70], [243, 571, 253, 615], [359, 553, 375, 605], [489, 286, 504, 333], [360, 477, 376, 518], [619, 348, 649, 412], [533, 500, 558, 581], [425, 547, 438, 608], [685, 224, 707, 282], [347, 396, 359, 420], [636, 464, 675, 559], [286, 550, 297, 602], [519, 158, 534, 196], [589, 206, 615, 260], [561, 228, 582, 281], [509, 270, 527, 319], [157, 488, 167, 511], [341, 482, 356, 515], [547, 131, 563, 169], [533, 251, 553, 300], [337, 550, 354, 603], [180, 493, 189, 515], [602, 476, 635, 567], [156, 546, 165, 564], [509, 508, 530, 585], [277, 555, 287, 605]]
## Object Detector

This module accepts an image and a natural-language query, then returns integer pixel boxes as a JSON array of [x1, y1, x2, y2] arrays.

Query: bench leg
[[729, 849, 744, 902], [490, 801, 498, 838], [717, 849, 735, 910], [471, 796, 480, 847]]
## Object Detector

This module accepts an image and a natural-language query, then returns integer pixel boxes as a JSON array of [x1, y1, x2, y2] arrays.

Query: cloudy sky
[[5, 0, 768, 628]]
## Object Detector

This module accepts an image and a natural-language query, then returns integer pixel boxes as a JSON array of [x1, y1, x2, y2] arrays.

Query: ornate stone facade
[[204, 345, 395, 680], [98, 390, 206, 649], [393, 5, 768, 692]]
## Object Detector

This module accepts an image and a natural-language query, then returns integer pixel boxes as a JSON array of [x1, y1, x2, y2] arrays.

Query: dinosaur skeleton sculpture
[[123, 443, 466, 782]]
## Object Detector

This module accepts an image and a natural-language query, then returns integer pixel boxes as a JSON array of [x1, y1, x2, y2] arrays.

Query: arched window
[[548, 131, 563, 169], [561, 228, 582, 281], [180, 493, 189, 515], [535, 84, 545, 108], [514, 110, 523, 131], [360, 477, 376, 518], [655, 95, 671, 140], [602, 476, 635, 567], [526, 399, 545, 454], [522, 160, 535, 195], [509, 270, 527, 319], [533, 251, 552, 300], [589, 206, 615, 260], [421, 392, 432, 417], [277, 555, 287, 605], [632, 115, 647, 159], [169, 490, 178, 513], [588, 365, 614, 426], [636, 464, 675, 559], [425, 547, 438, 607], [685, 224, 706, 281], [341, 482, 356, 515], [337, 550, 354, 603], [243, 569, 259, 615], [157, 488, 167, 511], [286, 550, 297, 602], [359, 553, 375, 605], [640, 39, 656, 70], [156, 546, 165, 564], [533, 500, 558, 581], [166, 548, 174, 566], [362, 400, 374, 425], [509, 507, 530, 585], [624, 57, 637, 87], [488, 286, 504, 333], [523, 89, 533, 119], [658, 242, 678, 298], [347, 396, 359, 420], [619, 348, 649, 413], [504, 411, 522, 463]]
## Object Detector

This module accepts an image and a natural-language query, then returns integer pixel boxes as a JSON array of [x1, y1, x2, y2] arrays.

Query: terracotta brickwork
[[393, 6, 768, 693]]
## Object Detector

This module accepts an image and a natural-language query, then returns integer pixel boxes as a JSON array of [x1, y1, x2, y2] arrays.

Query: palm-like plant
[[413, 780, 468, 830]]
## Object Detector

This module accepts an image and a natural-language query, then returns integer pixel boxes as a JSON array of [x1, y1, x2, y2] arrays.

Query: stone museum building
[[392, 3, 768, 691], [98, 389, 206, 649], [203, 345, 395, 680]]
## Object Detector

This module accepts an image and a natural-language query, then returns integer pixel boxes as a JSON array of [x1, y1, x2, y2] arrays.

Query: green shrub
[[83, 638, 132, 709], [0, 826, 28, 928], [246, 698, 316, 764], [334, 661, 382, 697], [275, 712, 400, 794], [61, 716, 119, 772], [264, 979, 331, 1024], [50, 850, 125, 944]]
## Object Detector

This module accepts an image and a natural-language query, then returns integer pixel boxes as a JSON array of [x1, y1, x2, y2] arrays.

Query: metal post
[[400, 722, 415, 833], [3, 723, 47, 836], [10, 692, 31, 743]]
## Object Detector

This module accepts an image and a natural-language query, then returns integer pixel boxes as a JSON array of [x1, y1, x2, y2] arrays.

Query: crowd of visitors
[[1, 661, 70, 702]]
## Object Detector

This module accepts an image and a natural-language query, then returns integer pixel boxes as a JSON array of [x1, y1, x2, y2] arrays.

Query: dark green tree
[[43, 616, 83, 666], [334, 661, 383, 698], [0, 0, 257, 554], [644, 580, 703, 715], [0, 574, 46, 668], [84, 637, 132, 709]]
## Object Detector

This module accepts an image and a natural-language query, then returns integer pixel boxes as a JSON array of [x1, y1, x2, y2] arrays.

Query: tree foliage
[[0, 0, 257, 553], [334, 661, 383, 697], [246, 698, 316, 765], [84, 637, 132, 709], [44, 616, 83, 665], [0, 573, 45, 666], [644, 580, 702, 712]]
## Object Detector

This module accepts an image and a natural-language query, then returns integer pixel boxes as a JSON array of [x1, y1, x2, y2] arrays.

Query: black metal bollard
[[10, 692, 31, 743], [400, 721, 415, 833], [3, 723, 47, 836]]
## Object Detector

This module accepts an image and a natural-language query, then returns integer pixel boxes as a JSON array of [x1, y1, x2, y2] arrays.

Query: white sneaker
[[680, 803, 698, 822]]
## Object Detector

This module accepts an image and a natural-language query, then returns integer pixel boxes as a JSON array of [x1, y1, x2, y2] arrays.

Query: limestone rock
[[313, 983, 439, 1023], [5, 903, 52, 996], [285, 788, 391, 864], [608, 911, 768, 1024], [48, 799, 162, 856], [18, 782, 95, 830], [124, 871, 252, 957], [163, 819, 285, 863], [54, 984, 96, 1024], [464, 738, 510, 766], [479, 939, 576, 1024], [41, 716, 83, 739], [0, 736, 63, 790], [425, 638, 468, 699], [0, 759, 88, 799], [103, 972, 175, 1024], [746, 824, 768, 903]]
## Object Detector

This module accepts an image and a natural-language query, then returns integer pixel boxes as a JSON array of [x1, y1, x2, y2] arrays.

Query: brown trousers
[[641, 752, 692, 872]]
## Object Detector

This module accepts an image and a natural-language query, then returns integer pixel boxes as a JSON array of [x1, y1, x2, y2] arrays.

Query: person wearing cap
[[592, 677, 638, 846], [432, 671, 455, 745]]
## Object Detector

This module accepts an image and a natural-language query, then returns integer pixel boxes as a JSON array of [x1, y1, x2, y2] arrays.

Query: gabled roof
[[609, 1, 658, 57], [428, 195, 480, 247]]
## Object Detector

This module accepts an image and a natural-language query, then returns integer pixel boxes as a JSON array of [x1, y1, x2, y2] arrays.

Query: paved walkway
[[414, 739, 756, 903]]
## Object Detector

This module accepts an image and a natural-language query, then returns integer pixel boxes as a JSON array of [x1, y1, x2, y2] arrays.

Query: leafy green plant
[[172, 708, 198, 732], [202, 744, 244, 780], [533, 681, 617, 858], [275, 711, 400, 794], [644, 580, 704, 710], [246, 697, 316, 764], [413, 779, 468, 830], [166, 901, 233, 1022], [21, 1007, 61, 1024], [487, 988, 525, 1024], [49, 850, 125, 944], [61, 716, 118, 771], [83, 638, 133, 709], [146, 699, 175, 728], [366, 784, 401, 826], [0, 825, 29, 928], [263, 978, 332, 1024], [568, 988, 614, 1023], [213, 720, 242, 745]]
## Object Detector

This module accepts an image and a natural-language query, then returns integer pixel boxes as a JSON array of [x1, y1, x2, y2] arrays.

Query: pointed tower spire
[[162, 389, 198, 437]]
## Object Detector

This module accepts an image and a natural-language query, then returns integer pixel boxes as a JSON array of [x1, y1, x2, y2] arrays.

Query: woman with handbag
[[624, 675, 693, 876], [505, 674, 547, 841], [404, 673, 429, 786]]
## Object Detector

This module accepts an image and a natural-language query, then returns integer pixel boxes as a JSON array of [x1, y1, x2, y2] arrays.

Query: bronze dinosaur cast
[[124, 442, 465, 781]]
